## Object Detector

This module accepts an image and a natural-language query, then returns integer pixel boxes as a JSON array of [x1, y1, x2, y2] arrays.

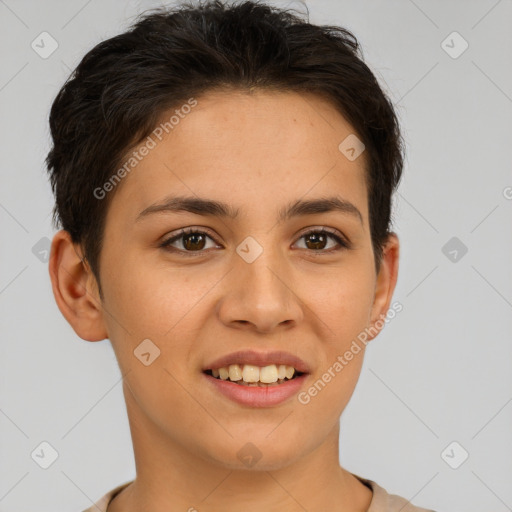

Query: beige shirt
[[81, 474, 436, 511]]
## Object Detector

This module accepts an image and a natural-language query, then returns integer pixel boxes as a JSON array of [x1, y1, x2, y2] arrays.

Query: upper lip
[[203, 350, 311, 374]]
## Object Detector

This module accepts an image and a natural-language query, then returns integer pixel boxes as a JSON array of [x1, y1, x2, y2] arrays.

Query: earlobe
[[367, 232, 400, 341], [48, 230, 108, 342]]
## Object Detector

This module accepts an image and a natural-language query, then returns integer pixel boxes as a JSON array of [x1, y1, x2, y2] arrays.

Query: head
[[48, 0, 403, 471]]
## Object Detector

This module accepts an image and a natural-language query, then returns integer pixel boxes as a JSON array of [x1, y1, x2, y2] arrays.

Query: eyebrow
[[136, 195, 363, 224]]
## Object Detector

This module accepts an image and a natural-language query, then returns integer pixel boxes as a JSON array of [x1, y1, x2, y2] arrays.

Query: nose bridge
[[219, 235, 303, 331], [239, 236, 289, 302]]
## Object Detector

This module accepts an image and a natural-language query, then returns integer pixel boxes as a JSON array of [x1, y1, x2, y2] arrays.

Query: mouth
[[203, 364, 306, 387], [202, 350, 311, 407]]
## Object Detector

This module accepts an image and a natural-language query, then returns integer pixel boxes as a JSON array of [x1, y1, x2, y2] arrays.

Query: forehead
[[107, 89, 369, 226]]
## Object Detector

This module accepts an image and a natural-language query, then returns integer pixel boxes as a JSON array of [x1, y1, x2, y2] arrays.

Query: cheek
[[298, 264, 374, 411], [102, 258, 204, 430], [103, 253, 202, 337], [303, 262, 376, 345], [102, 255, 221, 382]]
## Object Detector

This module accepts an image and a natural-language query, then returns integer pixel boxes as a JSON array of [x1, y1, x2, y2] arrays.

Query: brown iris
[[182, 232, 207, 251], [304, 232, 328, 250]]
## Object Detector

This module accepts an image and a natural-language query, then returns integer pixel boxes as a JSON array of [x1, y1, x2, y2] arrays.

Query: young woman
[[47, 1, 435, 510]]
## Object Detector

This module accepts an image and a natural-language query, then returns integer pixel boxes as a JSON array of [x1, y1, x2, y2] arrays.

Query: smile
[[204, 363, 303, 386], [203, 365, 309, 407]]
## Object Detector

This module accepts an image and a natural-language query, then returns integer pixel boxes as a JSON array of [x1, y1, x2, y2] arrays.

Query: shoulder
[[80, 481, 133, 512], [353, 474, 437, 512], [82, 476, 437, 512]]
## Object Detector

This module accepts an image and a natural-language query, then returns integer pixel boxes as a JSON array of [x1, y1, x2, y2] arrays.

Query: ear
[[367, 232, 400, 341], [48, 229, 108, 341]]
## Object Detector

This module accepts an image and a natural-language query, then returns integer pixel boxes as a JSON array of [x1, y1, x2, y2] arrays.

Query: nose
[[216, 248, 304, 334]]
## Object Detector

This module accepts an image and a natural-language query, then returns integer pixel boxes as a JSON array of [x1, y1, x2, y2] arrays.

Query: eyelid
[[160, 225, 351, 255], [295, 225, 349, 245], [161, 226, 221, 252]]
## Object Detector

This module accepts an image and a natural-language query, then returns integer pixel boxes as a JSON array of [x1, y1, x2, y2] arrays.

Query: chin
[[201, 436, 306, 472]]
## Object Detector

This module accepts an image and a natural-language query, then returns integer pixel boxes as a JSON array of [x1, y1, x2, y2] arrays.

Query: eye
[[160, 227, 219, 255], [293, 228, 350, 253]]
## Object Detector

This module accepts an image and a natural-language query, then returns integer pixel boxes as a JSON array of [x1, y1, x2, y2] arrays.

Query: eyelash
[[159, 226, 351, 257]]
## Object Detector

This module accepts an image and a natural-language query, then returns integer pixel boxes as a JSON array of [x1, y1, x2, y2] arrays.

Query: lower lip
[[203, 372, 308, 407]]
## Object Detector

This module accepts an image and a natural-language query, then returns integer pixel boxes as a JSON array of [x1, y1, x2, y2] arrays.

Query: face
[[52, 89, 399, 471]]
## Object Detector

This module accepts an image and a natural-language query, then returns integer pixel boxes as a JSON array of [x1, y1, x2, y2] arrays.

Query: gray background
[[1, 0, 511, 510]]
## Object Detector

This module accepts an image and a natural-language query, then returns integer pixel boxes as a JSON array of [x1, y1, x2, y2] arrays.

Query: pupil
[[184, 233, 205, 250], [306, 233, 326, 250]]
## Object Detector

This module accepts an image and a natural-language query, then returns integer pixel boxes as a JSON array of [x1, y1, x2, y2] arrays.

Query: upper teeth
[[211, 364, 296, 383]]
